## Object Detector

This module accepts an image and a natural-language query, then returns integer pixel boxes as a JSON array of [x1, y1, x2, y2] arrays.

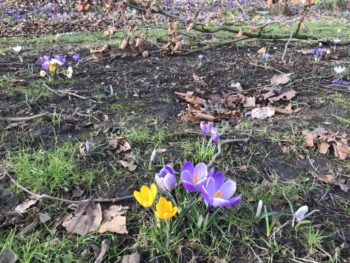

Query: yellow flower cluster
[[134, 183, 177, 220]]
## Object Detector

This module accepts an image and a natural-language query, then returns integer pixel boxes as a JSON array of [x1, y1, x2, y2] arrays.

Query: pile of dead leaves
[[108, 135, 137, 172], [304, 128, 350, 160], [175, 85, 300, 122], [61, 202, 128, 235]]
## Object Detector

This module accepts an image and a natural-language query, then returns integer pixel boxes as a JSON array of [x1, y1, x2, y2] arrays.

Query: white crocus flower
[[334, 66, 347, 75], [255, 200, 263, 218], [50, 58, 63, 66], [150, 148, 157, 163], [294, 205, 308, 223], [13, 46, 22, 53], [66, 66, 73, 79], [333, 38, 340, 44]]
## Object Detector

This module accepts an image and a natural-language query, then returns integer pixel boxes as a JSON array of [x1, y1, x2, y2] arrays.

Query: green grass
[[0, 229, 125, 263], [8, 143, 94, 194]]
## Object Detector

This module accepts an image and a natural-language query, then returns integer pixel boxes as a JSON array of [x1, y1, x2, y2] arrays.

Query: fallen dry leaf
[[121, 252, 141, 263], [38, 213, 51, 224], [270, 73, 292, 86], [316, 174, 349, 192], [15, 199, 38, 214], [257, 47, 266, 54], [236, 29, 243, 39], [304, 132, 315, 147], [104, 26, 117, 37], [319, 142, 330, 154], [62, 202, 102, 235], [333, 142, 350, 160], [120, 160, 137, 172], [98, 205, 128, 234], [268, 90, 296, 103], [243, 97, 256, 108], [90, 44, 111, 59], [251, 107, 275, 119]]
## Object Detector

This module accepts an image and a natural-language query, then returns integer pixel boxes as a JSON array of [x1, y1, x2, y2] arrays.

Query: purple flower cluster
[[39, 53, 80, 72], [154, 161, 241, 209], [200, 121, 222, 143], [332, 79, 350, 86]]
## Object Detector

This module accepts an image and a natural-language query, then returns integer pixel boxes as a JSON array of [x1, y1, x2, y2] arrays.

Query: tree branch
[[5, 173, 133, 204]]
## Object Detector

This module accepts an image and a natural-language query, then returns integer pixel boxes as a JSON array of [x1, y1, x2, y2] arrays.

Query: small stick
[[5, 173, 133, 204], [208, 138, 250, 167], [281, 28, 294, 62], [0, 113, 51, 122]]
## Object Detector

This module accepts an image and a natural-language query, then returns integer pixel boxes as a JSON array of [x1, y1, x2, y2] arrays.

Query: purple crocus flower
[[211, 127, 222, 143], [198, 54, 205, 61], [72, 53, 80, 63], [39, 55, 50, 64], [181, 161, 208, 192], [200, 121, 213, 136], [155, 165, 176, 192], [54, 54, 65, 65], [41, 63, 49, 71], [201, 172, 241, 207]]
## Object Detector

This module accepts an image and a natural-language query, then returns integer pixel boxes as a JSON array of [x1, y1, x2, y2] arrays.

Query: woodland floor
[[0, 31, 350, 262]]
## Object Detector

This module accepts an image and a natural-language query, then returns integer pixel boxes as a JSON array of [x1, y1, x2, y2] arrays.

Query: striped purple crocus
[[155, 165, 176, 192]]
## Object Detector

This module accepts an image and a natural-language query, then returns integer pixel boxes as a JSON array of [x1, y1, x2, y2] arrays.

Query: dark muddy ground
[[0, 40, 350, 262]]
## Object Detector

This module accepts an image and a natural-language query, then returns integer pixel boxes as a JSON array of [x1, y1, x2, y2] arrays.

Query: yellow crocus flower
[[49, 64, 56, 73], [155, 197, 177, 220], [134, 183, 157, 208]]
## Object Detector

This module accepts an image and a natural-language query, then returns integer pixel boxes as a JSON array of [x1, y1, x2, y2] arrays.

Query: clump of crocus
[[39, 53, 78, 80], [333, 65, 350, 85], [200, 121, 222, 144], [311, 47, 324, 63]]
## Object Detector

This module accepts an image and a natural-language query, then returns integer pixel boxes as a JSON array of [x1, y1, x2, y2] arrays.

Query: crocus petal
[[194, 162, 208, 180], [212, 172, 225, 188], [208, 167, 216, 178], [155, 174, 165, 191], [181, 170, 193, 183], [164, 165, 175, 176], [205, 177, 216, 196], [150, 183, 157, 198], [182, 161, 194, 175], [219, 180, 236, 199], [182, 181, 197, 192], [295, 205, 308, 222], [163, 173, 176, 191], [225, 196, 241, 207], [201, 184, 213, 204]]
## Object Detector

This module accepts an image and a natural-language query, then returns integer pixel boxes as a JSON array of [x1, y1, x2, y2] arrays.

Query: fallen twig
[[43, 83, 95, 102], [208, 138, 250, 167], [0, 112, 51, 122], [5, 173, 133, 204], [249, 63, 285, 74]]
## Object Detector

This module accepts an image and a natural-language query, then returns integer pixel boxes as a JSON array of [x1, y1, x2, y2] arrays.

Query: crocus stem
[[203, 205, 213, 217], [165, 220, 170, 250], [207, 138, 212, 148], [18, 55, 23, 63]]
